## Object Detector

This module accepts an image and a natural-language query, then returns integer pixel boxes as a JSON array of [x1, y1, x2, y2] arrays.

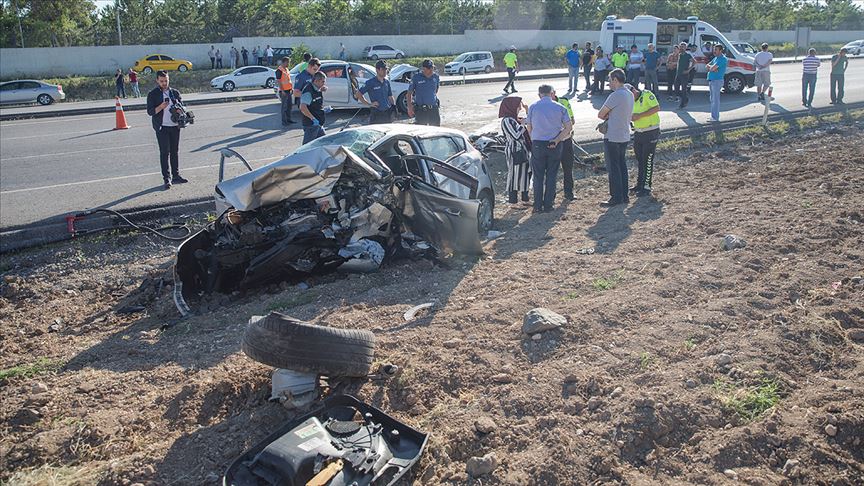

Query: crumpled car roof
[[216, 145, 384, 212]]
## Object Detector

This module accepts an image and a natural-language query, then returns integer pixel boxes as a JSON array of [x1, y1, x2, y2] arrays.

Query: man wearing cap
[[407, 59, 441, 126], [503, 46, 518, 94], [597, 69, 634, 207], [629, 84, 660, 198], [356, 60, 395, 124], [526, 84, 573, 213]]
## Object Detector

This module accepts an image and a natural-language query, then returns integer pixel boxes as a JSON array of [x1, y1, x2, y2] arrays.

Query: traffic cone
[[113, 96, 130, 130]]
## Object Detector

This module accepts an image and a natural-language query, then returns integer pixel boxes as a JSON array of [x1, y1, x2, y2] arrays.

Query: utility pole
[[116, 0, 123, 46], [13, 0, 24, 48]]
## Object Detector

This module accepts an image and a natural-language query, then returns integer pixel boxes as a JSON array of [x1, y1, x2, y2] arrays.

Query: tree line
[[1, 0, 862, 49]]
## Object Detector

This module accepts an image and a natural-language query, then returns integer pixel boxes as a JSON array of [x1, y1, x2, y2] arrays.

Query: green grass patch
[[0, 358, 65, 384], [265, 290, 319, 312], [591, 271, 623, 291], [683, 338, 697, 351], [639, 352, 656, 370], [713, 378, 781, 421]]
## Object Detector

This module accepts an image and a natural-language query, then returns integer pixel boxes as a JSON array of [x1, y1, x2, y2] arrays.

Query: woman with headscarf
[[499, 96, 532, 204]]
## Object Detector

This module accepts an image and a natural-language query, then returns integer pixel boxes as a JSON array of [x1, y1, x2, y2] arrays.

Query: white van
[[599, 15, 755, 93], [444, 51, 494, 75]]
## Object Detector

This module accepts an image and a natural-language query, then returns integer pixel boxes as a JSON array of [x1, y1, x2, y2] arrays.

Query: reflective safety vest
[[632, 90, 660, 131], [611, 52, 629, 69], [277, 66, 293, 92]]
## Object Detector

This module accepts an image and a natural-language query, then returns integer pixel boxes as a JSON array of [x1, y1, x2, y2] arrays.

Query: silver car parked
[[0, 79, 65, 105]]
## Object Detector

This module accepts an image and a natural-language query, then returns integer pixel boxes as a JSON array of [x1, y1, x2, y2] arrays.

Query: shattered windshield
[[294, 129, 385, 158]]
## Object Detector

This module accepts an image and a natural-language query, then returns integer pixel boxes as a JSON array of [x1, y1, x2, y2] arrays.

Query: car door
[[380, 45, 395, 58], [0, 82, 20, 103], [160, 55, 176, 69], [417, 135, 477, 199], [16, 81, 41, 103], [241, 66, 266, 87], [144, 55, 160, 70], [320, 64, 350, 106]]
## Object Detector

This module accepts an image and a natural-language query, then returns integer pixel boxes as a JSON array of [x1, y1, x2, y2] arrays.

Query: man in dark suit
[[146, 71, 188, 189]]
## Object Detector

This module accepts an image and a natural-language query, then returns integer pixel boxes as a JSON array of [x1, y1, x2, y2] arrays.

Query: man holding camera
[[146, 71, 188, 190]]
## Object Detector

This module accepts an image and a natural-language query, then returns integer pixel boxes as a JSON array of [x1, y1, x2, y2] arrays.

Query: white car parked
[[363, 45, 405, 60], [0, 79, 65, 105], [291, 60, 418, 113], [842, 40, 863, 56], [210, 66, 277, 92], [444, 51, 494, 75]]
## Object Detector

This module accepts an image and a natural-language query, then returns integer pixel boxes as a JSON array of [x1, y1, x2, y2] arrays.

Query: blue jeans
[[302, 125, 325, 144], [530, 143, 562, 211], [802, 73, 817, 106], [603, 140, 629, 202], [709, 79, 723, 120], [568, 65, 580, 91]]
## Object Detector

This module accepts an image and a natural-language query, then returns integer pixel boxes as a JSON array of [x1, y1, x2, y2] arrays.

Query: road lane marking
[[0, 155, 283, 195]]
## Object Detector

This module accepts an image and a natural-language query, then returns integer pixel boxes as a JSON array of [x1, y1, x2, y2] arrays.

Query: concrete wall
[[2, 29, 861, 78]]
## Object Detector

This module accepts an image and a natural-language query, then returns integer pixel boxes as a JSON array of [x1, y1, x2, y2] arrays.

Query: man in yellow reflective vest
[[629, 85, 660, 197], [553, 91, 576, 200], [275, 57, 295, 126], [611, 45, 629, 70]]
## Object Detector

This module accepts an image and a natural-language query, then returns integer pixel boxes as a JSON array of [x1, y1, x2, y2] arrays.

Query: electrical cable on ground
[[70, 208, 193, 241]]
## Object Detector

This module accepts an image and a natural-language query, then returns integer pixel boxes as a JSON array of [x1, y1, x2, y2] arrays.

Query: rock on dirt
[[846, 328, 864, 341], [714, 353, 733, 366], [466, 453, 498, 477], [491, 373, 513, 384], [30, 382, 49, 394], [522, 308, 567, 334], [721, 234, 747, 251], [782, 459, 800, 477], [474, 416, 497, 434], [824, 424, 838, 437]]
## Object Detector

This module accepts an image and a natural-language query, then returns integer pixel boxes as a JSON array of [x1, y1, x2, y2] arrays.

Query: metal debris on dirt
[[403, 302, 434, 322]]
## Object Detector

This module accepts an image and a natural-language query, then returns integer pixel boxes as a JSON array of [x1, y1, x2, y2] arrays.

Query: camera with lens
[[169, 101, 195, 128]]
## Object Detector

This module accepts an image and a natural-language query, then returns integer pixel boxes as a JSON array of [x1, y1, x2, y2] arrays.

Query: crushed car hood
[[216, 146, 384, 212]]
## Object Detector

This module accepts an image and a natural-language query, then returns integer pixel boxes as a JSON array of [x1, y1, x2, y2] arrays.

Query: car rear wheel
[[396, 92, 408, 114], [395, 53, 403, 59], [37, 94, 54, 105], [478, 189, 494, 235], [265, 77, 276, 88], [458, 67, 466, 75], [724, 73, 745, 94], [178, 65, 188, 72], [223, 80, 235, 92], [484, 65, 492, 73], [142, 67, 153, 74]]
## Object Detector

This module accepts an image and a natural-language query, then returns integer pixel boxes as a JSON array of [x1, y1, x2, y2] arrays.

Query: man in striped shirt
[[801, 48, 820, 108]]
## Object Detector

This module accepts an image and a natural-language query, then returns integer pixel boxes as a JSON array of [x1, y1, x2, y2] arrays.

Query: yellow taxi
[[133, 54, 193, 74]]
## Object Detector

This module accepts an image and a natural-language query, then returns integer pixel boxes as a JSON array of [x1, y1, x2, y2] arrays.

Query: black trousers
[[560, 138, 575, 197], [830, 74, 845, 103], [210, 57, 215, 69], [583, 65, 592, 90], [667, 71, 677, 94], [155, 126, 181, 181], [633, 129, 660, 192], [592, 70, 607, 93], [675, 74, 689, 106], [369, 108, 393, 125], [414, 106, 440, 126], [504, 68, 517, 92]]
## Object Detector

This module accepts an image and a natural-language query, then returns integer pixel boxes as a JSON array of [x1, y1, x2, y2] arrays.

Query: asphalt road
[[1, 60, 861, 229]]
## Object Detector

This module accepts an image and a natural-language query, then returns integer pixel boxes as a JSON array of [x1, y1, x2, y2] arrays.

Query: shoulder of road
[[0, 55, 850, 121]]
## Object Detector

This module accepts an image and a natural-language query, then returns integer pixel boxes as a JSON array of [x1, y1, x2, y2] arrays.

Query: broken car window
[[294, 129, 385, 158]]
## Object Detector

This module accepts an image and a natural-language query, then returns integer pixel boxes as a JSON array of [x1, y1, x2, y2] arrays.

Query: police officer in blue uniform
[[407, 59, 440, 126], [300, 72, 327, 144], [293, 58, 320, 112], [356, 60, 395, 124]]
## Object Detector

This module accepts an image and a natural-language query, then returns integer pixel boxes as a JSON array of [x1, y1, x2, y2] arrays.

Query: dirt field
[[1, 123, 863, 485]]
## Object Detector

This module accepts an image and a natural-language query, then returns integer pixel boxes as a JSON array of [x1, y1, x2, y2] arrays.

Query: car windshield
[[294, 129, 386, 158], [453, 53, 469, 62]]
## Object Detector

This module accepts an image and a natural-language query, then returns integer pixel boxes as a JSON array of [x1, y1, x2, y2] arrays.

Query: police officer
[[407, 59, 440, 126], [275, 56, 294, 126], [503, 46, 518, 94], [294, 57, 320, 113], [552, 91, 576, 200], [300, 72, 327, 144], [356, 60, 395, 124], [629, 84, 660, 197]]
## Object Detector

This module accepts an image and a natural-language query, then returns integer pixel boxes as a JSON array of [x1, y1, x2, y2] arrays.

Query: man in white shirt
[[754, 43, 773, 102]]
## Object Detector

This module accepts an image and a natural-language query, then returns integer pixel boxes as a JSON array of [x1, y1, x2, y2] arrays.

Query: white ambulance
[[598, 15, 755, 93]]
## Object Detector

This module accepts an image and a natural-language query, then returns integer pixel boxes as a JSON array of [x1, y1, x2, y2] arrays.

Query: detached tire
[[242, 312, 375, 377]]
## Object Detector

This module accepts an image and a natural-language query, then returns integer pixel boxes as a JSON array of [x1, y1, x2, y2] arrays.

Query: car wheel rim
[[38, 95, 51, 105], [728, 76, 742, 92], [225, 82, 234, 91], [478, 196, 493, 233], [179, 66, 187, 72]]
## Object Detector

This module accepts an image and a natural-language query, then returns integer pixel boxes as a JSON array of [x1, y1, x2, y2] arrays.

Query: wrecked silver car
[[174, 125, 494, 314]]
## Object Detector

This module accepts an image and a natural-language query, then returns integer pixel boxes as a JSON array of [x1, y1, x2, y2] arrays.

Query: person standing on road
[[229, 46, 237, 69], [565, 43, 581, 94], [266, 45, 274, 66], [407, 59, 441, 126], [208, 45, 216, 69], [706, 44, 727, 122], [276, 57, 295, 126], [300, 72, 328, 144], [675, 42, 694, 109], [592, 47, 610, 95], [629, 84, 660, 197], [252, 46, 260, 66], [801, 48, 821, 108], [503, 46, 518, 94], [114, 69, 126, 98], [294, 57, 320, 113], [754, 43, 773, 102], [597, 69, 634, 207], [241, 46, 249, 66], [339, 42, 347, 61], [626, 44, 643, 87], [611, 45, 628, 71], [830, 48, 848, 105], [582, 42, 595, 92], [356, 60, 396, 124], [665, 45, 679, 101], [146, 71, 188, 190], [215, 48, 223, 68], [643, 43, 660, 94], [526, 84, 573, 214], [552, 91, 576, 200], [128, 68, 140, 98], [499, 96, 532, 205]]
